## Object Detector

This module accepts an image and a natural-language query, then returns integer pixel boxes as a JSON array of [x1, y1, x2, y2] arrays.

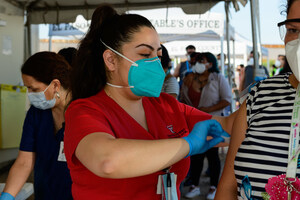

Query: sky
[[40, 0, 288, 45], [210, 0, 286, 44]]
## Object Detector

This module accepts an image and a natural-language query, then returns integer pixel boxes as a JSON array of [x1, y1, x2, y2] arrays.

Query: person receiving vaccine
[[63, 4, 236, 200], [0, 52, 73, 200], [216, 0, 300, 199]]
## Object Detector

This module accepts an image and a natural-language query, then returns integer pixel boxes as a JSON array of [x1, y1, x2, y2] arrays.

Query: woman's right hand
[[0, 192, 15, 200], [183, 119, 229, 157]]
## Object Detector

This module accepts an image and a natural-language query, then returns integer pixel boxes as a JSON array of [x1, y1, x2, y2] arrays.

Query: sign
[[130, 8, 224, 36], [149, 15, 224, 36], [48, 22, 90, 36]]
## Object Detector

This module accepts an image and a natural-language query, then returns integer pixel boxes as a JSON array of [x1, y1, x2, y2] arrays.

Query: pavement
[[181, 147, 227, 200], [0, 147, 227, 200]]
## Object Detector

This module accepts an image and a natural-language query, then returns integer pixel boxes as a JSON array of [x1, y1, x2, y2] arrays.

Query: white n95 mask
[[192, 62, 206, 74], [285, 34, 300, 81], [274, 59, 282, 68]]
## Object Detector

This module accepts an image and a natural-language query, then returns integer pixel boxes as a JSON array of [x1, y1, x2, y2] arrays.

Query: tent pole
[[220, 36, 225, 76], [233, 40, 236, 75], [250, 0, 259, 79], [225, 1, 232, 113], [49, 36, 52, 51]]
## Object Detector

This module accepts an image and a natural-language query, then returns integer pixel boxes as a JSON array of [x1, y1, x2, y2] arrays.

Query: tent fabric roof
[[5, 0, 247, 24]]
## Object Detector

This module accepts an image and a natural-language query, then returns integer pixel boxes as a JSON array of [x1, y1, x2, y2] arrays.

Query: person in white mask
[[0, 52, 73, 200], [173, 45, 196, 88], [180, 52, 231, 199], [274, 54, 286, 75], [216, 0, 300, 199]]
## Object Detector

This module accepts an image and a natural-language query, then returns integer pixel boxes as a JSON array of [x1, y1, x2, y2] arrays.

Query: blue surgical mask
[[27, 83, 56, 110], [101, 39, 165, 97]]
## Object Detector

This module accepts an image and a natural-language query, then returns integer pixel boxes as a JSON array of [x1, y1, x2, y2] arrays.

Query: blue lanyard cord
[[186, 61, 189, 71]]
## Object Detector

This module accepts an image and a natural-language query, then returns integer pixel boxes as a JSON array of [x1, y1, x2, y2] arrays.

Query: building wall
[[262, 44, 285, 61], [0, 13, 24, 85], [0, 1, 24, 164], [40, 39, 79, 53]]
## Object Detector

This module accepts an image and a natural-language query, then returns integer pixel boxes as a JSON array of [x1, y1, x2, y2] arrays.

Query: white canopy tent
[[5, 0, 247, 24], [4, 0, 248, 55]]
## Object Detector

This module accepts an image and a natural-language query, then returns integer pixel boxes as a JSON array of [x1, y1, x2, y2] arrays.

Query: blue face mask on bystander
[[101, 39, 165, 97], [27, 82, 56, 110]]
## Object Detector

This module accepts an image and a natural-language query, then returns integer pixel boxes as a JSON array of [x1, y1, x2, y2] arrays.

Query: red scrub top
[[64, 91, 211, 200]]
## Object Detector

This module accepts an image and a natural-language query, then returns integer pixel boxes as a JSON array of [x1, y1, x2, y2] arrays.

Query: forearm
[[3, 159, 34, 196], [215, 172, 238, 199], [173, 64, 180, 77], [203, 100, 230, 113], [76, 133, 190, 179]]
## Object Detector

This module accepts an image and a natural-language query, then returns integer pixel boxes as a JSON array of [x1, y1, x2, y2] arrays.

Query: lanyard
[[286, 83, 300, 178], [186, 61, 189, 71], [286, 84, 300, 200]]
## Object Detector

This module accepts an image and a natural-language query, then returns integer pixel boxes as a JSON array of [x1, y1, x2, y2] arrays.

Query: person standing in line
[[241, 51, 269, 91], [160, 44, 179, 99], [0, 52, 73, 200], [173, 45, 196, 88], [180, 52, 232, 199], [274, 54, 286, 75], [63, 4, 236, 200], [216, 0, 300, 199]]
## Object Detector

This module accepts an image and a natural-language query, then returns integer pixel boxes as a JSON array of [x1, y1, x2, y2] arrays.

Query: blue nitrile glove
[[0, 192, 15, 200], [183, 119, 230, 157]]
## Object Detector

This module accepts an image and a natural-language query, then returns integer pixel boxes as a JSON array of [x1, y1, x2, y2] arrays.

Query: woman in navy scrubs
[[0, 52, 73, 200]]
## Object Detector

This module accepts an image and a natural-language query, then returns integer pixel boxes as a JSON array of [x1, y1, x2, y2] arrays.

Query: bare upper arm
[[75, 132, 116, 176], [173, 63, 181, 77], [215, 101, 247, 199]]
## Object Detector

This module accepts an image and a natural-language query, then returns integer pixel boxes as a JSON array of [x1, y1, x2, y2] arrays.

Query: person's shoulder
[[251, 73, 290, 92], [165, 75, 177, 82], [67, 90, 106, 111]]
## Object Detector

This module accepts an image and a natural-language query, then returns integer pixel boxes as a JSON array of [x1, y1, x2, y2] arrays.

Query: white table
[[0, 183, 33, 200]]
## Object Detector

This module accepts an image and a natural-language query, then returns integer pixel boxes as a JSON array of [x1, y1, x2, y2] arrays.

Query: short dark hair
[[21, 51, 72, 90], [250, 50, 260, 59], [186, 45, 196, 51], [217, 53, 226, 60], [58, 47, 77, 66]]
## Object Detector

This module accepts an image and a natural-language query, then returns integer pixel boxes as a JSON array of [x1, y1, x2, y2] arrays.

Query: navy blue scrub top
[[19, 106, 72, 200]]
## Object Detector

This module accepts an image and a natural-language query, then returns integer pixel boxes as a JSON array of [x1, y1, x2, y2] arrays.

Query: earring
[[56, 92, 60, 99]]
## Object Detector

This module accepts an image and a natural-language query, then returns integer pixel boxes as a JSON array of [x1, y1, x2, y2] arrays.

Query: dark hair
[[161, 44, 170, 70], [280, 56, 292, 74], [202, 52, 219, 73], [250, 50, 260, 59], [186, 45, 196, 51], [217, 53, 226, 60], [70, 4, 155, 102], [21, 51, 72, 90], [58, 47, 77, 66]]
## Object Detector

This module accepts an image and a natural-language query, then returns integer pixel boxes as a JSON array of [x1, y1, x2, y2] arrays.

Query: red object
[[64, 91, 211, 200], [265, 174, 300, 200]]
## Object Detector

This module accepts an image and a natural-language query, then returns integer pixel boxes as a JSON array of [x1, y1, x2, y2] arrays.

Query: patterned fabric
[[234, 73, 300, 199]]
